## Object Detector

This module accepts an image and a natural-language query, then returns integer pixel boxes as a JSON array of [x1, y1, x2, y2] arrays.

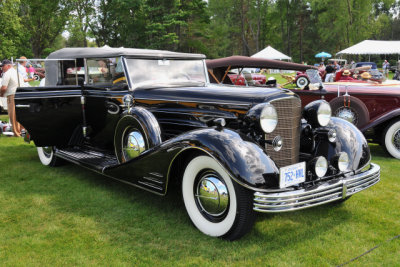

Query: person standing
[[17, 56, 34, 84], [0, 59, 25, 137], [382, 60, 390, 78], [324, 62, 335, 82]]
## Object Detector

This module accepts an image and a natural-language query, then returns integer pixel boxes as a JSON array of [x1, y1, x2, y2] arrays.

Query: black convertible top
[[48, 46, 206, 60]]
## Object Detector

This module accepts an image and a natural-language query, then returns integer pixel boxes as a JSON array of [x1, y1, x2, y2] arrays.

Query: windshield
[[126, 58, 207, 89]]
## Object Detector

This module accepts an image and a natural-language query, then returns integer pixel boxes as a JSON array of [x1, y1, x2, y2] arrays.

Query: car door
[[83, 57, 129, 150], [15, 85, 83, 147]]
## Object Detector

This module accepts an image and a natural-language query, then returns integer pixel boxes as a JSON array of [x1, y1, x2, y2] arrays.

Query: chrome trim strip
[[253, 163, 380, 213], [122, 56, 133, 91], [15, 104, 30, 108], [137, 180, 163, 191], [143, 176, 164, 184], [134, 97, 252, 106], [202, 59, 210, 84], [15, 95, 82, 100], [149, 172, 163, 178]]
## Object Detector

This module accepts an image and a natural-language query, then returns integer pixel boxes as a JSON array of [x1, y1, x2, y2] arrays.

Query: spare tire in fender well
[[329, 96, 369, 128]]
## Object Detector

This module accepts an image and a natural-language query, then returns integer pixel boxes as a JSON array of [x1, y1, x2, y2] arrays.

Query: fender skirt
[[103, 128, 279, 195]]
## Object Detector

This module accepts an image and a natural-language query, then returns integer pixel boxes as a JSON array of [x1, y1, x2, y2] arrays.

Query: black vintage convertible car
[[15, 47, 380, 240]]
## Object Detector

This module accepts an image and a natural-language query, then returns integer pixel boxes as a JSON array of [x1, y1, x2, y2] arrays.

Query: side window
[[15, 60, 46, 88], [62, 58, 85, 85], [87, 58, 126, 88]]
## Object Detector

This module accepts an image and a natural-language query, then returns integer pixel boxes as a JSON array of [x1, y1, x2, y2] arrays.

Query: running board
[[56, 148, 118, 172], [55, 147, 165, 194]]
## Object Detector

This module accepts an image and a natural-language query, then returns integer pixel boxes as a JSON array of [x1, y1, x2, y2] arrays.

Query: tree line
[[1, 0, 400, 63]]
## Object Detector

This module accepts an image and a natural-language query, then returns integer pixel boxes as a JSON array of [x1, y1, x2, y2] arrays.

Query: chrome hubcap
[[42, 147, 53, 158], [298, 78, 307, 86], [392, 129, 400, 151], [336, 107, 357, 125], [122, 129, 146, 161], [195, 173, 229, 217]]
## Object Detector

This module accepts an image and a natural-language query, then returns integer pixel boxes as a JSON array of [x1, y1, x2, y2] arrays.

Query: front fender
[[104, 128, 279, 195], [314, 117, 370, 171], [171, 128, 279, 189]]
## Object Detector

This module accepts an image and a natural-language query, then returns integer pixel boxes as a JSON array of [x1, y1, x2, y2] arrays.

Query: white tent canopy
[[336, 40, 400, 55], [251, 45, 292, 61]]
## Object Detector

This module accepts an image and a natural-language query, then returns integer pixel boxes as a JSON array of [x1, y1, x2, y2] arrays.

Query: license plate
[[279, 162, 306, 188]]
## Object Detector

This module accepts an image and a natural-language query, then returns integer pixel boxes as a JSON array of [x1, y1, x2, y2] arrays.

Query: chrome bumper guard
[[254, 163, 380, 213]]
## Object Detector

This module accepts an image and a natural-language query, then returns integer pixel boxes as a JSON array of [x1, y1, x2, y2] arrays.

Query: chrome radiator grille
[[265, 96, 302, 168]]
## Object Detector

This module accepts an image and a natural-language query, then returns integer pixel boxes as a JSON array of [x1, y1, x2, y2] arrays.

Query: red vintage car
[[228, 71, 266, 85], [207, 56, 400, 159]]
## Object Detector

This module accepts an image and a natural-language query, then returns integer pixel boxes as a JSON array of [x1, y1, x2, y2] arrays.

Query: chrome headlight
[[260, 104, 278, 133], [311, 156, 328, 177], [332, 152, 350, 172], [317, 101, 332, 126], [303, 100, 332, 127]]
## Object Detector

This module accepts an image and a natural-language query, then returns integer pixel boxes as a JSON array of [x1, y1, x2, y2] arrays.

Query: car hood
[[133, 83, 294, 107]]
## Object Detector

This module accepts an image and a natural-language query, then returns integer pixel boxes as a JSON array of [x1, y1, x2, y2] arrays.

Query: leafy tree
[[0, 0, 26, 59], [66, 0, 95, 47], [19, 0, 70, 57], [90, 0, 145, 47]]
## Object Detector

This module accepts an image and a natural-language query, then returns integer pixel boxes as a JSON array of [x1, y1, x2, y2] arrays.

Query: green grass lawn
[[0, 115, 8, 122], [0, 133, 399, 266]]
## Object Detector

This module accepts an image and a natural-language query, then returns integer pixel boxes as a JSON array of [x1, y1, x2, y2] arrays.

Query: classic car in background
[[15, 48, 379, 240], [207, 56, 400, 159], [228, 68, 267, 86], [207, 56, 314, 87]]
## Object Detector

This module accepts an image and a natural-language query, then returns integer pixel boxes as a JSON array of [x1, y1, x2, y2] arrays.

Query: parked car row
[[13, 47, 380, 240]]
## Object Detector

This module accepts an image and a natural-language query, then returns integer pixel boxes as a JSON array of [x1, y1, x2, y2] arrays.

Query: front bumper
[[254, 163, 380, 213]]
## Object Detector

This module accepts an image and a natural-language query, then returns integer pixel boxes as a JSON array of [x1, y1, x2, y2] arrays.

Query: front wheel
[[37, 147, 62, 166], [182, 155, 256, 240], [382, 120, 400, 159]]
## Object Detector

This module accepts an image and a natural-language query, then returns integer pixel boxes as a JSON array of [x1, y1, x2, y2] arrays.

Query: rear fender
[[103, 128, 279, 195], [360, 108, 400, 132]]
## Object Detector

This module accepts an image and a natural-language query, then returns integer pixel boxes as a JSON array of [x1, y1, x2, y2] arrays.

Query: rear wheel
[[37, 147, 62, 166], [182, 155, 255, 240], [382, 120, 400, 159]]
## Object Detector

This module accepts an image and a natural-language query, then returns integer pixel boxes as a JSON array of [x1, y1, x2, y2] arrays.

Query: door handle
[[15, 104, 31, 108]]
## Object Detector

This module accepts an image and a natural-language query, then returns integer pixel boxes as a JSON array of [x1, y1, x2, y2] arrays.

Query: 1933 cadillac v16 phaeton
[[15, 47, 380, 240]]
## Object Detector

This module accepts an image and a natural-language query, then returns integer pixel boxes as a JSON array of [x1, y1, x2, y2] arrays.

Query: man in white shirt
[[17, 56, 34, 85], [1, 59, 25, 137]]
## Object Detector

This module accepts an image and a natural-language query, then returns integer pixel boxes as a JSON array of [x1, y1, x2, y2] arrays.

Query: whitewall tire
[[296, 76, 309, 88], [382, 120, 400, 159], [182, 155, 255, 240], [37, 147, 60, 166]]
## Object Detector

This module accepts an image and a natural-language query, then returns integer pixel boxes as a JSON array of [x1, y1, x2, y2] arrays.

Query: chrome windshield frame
[[123, 57, 209, 92]]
